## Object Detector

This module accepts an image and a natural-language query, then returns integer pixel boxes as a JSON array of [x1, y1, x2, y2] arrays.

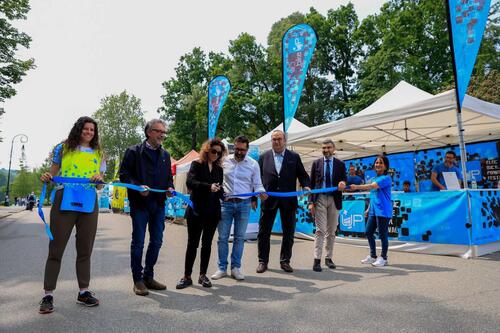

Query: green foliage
[[158, 0, 499, 157], [0, 0, 35, 102], [92, 91, 145, 180]]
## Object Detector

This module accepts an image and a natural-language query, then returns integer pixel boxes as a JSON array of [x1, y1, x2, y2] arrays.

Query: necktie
[[325, 159, 332, 188]]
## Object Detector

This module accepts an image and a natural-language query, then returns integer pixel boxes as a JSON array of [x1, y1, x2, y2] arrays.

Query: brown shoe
[[280, 262, 294, 273], [144, 277, 166, 290], [133, 281, 149, 296], [256, 262, 267, 273]]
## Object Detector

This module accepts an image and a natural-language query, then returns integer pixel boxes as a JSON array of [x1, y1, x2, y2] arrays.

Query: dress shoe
[[325, 258, 336, 269], [144, 277, 166, 290], [133, 281, 149, 296], [176, 277, 193, 289], [256, 262, 267, 274], [313, 259, 322, 272], [280, 262, 294, 273]]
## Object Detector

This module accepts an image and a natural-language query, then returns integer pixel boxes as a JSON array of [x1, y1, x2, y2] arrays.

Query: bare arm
[[431, 171, 446, 190], [349, 182, 379, 191]]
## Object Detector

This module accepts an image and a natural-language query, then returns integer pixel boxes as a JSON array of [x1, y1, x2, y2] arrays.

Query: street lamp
[[4, 134, 28, 206]]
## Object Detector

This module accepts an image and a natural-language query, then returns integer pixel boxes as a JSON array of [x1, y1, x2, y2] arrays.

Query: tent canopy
[[175, 150, 199, 174], [251, 118, 309, 147], [283, 81, 500, 164]]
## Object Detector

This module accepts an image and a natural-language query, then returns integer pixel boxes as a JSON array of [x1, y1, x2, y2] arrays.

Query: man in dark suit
[[308, 139, 346, 272], [257, 130, 310, 273]]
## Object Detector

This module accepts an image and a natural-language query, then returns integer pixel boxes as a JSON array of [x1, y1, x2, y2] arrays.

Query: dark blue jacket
[[119, 141, 174, 209]]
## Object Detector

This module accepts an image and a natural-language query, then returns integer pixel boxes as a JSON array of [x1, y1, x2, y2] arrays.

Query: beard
[[235, 151, 245, 160]]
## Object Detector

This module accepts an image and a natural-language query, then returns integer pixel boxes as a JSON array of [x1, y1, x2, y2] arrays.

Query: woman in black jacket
[[176, 138, 226, 289]]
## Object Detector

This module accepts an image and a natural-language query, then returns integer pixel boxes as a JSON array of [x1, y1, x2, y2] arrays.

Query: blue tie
[[325, 159, 332, 188]]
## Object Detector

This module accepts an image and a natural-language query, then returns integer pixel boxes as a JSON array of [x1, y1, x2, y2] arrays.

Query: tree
[[352, 0, 498, 113], [0, 0, 35, 102], [92, 91, 145, 180]]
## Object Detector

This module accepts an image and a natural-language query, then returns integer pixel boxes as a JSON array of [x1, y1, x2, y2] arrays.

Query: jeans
[[217, 199, 251, 271], [365, 215, 390, 259], [130, 200, 165, 282]]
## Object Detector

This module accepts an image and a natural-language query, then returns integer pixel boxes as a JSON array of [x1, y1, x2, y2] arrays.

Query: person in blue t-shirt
[[350, 155, 392, 267], [346, 165, 364, 192], [430, 151, 463, 191]]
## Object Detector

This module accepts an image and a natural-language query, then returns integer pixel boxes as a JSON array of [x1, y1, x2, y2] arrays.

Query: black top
[[258, 149, 310, 211], [119, 141, 174, 208], [185, 160, 224, 220]]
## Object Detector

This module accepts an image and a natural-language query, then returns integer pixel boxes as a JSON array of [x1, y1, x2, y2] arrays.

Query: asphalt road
[[1, 209, 499, 333]]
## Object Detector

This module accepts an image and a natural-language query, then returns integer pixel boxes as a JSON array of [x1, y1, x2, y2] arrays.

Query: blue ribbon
[[37, 177, 194, 240], [38, 183, 54, 240], [227, 186, 342, 198]]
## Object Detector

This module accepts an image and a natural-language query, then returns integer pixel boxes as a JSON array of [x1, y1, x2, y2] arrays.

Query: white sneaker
[[361, 255, 377, 264], [372, 257, 388, 267], [230, 267, 245, 280], [211, 270, 227, 280]]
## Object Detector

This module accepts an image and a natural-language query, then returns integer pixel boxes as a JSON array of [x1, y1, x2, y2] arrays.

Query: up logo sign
[[339, 200, 366, 233]]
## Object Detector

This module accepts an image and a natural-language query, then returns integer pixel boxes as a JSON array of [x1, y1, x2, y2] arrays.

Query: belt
[[224, 197, 247, 203]]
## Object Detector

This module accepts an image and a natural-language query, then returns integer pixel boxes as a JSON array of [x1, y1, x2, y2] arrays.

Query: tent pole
[[455, 111, 469, 186]]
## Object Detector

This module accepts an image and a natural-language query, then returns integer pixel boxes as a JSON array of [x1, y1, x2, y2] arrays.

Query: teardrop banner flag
[[446, 0, 491, 110], [282, 23, 317, 133], [208, 75, 231, 139]]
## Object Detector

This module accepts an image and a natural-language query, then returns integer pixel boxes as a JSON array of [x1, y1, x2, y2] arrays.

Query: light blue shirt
[[273, 150, 285, 174]]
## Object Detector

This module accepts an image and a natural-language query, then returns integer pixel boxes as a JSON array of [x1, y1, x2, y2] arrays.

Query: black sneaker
[[176, 277, 193, 289], [39, 295, 54, 314], [198, 275, 212, 288], [76, 291, 99, 307]]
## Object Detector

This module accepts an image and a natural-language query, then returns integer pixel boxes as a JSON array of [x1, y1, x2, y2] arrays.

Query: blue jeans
[[217, 199, 251, 271], [365, 215, 390, 259], [130, 200, 165, 282]]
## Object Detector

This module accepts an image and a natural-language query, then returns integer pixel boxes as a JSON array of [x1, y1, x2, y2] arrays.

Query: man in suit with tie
[[256, 130, 311, 273], [308, 139, 346, 272]]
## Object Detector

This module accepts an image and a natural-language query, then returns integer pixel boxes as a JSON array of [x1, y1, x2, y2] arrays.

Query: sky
[[1, 0, 387, 170]]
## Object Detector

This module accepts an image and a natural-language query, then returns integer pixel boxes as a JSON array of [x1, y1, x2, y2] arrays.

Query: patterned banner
[[208, 75, 231, 139], [282, 24, 317, 133], [447, 0, 491, 109]]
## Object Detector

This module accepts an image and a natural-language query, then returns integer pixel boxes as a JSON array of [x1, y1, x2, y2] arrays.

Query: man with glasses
[[257, 130, 310, 274], [211, 135, 267, 281], [119, 119, 174, 296]]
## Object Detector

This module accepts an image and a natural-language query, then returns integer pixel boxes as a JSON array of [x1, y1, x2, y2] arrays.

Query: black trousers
[[257, 202, 297, 264], [184, 213, 219, 276]]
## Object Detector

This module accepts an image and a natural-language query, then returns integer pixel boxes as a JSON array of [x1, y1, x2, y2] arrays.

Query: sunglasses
[[210, 149, 222, 156]]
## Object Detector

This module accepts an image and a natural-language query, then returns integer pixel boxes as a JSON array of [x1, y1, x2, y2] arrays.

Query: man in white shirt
[[212, 135, 268, 281]]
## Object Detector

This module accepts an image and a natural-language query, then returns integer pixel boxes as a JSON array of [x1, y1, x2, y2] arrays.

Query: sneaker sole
[[39, 308, 54, 314], [76, 300, 99, 307], [231, 275, 245, 281], [211, 275, 227, 280]]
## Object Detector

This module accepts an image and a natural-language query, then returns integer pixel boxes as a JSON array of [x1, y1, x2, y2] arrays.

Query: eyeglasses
[[151, 128, 167, 135], [210, 149, 222, 156], [234, 147, 248, 152]]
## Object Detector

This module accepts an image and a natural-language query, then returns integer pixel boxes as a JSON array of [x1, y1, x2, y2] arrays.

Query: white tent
[[250, 118, 310, 148], [285, 81, 500, 163]]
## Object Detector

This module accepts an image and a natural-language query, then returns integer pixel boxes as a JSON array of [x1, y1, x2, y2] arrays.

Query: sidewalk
[[0, 206, 26, 219]]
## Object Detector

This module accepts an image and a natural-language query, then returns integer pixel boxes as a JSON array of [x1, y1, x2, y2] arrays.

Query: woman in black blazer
[[176, 138, 226, 289]]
